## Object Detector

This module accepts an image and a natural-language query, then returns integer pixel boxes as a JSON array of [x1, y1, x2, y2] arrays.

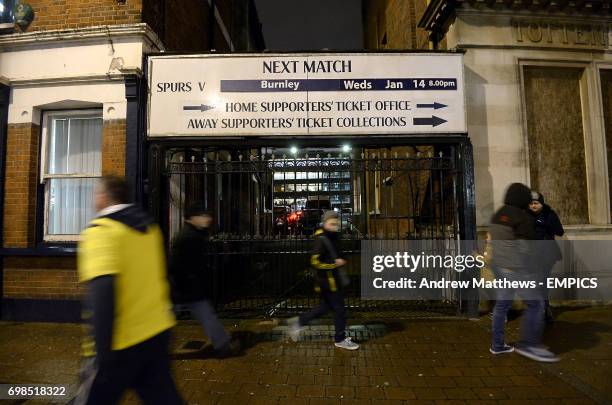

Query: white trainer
[[287, 317, 303, 342], [334, 337, 360, 350]]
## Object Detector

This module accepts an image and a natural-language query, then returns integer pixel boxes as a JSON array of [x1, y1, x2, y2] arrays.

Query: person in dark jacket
[[529, 191, 564, 322], [168, 203, 235, 357], [489, 183, 559, 362], [288, 210, 359, 350], [529, 192, 564, 241]]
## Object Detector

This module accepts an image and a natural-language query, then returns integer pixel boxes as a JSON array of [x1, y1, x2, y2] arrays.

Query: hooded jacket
[[78, 205, 175, 359], [489, 183, 536, 271], [310, 228, 342, 292], [530, 196, 564, 263], [532, 204, 564, 241]]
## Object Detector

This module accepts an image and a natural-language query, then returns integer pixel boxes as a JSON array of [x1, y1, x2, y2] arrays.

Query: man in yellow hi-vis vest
[[74, 176, 182, 405]]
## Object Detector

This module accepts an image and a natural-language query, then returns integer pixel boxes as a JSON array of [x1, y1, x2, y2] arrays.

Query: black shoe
[[490, 344, 514, 355]]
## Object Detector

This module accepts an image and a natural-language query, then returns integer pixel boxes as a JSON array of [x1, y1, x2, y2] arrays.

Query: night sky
[[254, 0, 364, 51]]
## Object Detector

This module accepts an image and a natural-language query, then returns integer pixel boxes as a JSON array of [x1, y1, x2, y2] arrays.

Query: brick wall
[[142, 0, 233, 52], [2, 119, 126, 304], [413, 0, 432, 49], [2, 257, 81, 299], [23, 0, 143, 32], [363, 0, 431, 50], [363, 0, 385, 49], [3, 123, 39, 248], [2, 119, 126, 249], [102, 119, 126, 176], [142, 0, 164, 41], [21, 0, 249, 52], [385, 0, 415, 49], [163, 0, 219, 52]]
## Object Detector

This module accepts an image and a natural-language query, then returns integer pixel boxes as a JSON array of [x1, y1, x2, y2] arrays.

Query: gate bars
[[160, 145, 463, 317]]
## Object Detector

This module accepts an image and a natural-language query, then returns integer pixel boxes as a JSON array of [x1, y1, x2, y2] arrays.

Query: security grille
[[161, 145, 462, 317]]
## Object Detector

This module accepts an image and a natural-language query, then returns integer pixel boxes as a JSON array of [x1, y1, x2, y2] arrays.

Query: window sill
[[0, 23, 15, 32]]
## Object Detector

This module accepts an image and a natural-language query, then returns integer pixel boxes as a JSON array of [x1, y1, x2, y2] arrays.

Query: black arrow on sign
[[183, 104, 216, 112], [416, 102, 447, 110], [413, 115, 447, 127]]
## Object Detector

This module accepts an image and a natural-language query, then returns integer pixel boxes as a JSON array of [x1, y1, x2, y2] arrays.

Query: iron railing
[[162, 147, 461, 316]]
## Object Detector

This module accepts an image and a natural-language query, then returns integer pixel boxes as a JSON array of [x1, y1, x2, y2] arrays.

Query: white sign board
[[147, 53, 466, 137]]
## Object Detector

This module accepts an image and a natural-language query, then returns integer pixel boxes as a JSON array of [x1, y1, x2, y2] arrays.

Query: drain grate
[[269, 323, 387, 342], [174, 323, 390, 354]]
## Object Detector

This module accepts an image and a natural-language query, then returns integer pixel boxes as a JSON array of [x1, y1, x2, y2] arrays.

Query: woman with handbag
[[288, 210, 359, 350]]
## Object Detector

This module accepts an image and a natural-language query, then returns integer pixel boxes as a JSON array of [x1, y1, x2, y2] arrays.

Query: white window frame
[[41, 109, 103, 242]]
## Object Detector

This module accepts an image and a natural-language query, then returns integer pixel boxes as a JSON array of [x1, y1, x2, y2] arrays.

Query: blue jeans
[[299, 290, 347, 342], [491, 268, 544, 350], [188, 300, 231, 350]]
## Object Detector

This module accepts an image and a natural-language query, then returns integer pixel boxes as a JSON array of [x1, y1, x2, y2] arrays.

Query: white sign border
[[146, 52, 468, 138]]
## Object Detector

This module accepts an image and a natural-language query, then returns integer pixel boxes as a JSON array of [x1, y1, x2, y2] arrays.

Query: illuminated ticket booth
[[143, 52, 475, 315]]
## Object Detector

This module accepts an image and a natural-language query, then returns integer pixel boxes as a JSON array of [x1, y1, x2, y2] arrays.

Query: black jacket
[[531, 204, 564, 263], [489, 183, 536, 271], [168, 223, 211, 303], [310, 228, 342, 292], [532, 204, 564, 240]]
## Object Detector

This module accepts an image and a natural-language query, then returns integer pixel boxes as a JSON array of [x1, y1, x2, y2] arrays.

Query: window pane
[[48, 119, 69, 174], [274, 172, 294, 180], [69, 118, 102, 173], [47, 116, 102, 175], [47, 178, 96, 235]]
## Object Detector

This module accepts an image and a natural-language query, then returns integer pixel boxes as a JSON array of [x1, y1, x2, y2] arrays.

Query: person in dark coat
[[168, 203, 236, 357], [489, 183, 559, 362], [529, 192, 564, 241], [529, 191, 564, 322]]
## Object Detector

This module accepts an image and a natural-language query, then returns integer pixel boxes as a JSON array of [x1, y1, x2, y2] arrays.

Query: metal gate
[[160, 145, 462, 317]]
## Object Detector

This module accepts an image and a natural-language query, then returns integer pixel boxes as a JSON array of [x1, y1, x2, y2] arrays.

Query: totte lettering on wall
[[512, 19, 609, 49]]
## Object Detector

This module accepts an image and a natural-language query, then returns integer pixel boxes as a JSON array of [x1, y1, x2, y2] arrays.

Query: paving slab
[[0, 305, 610, 404]]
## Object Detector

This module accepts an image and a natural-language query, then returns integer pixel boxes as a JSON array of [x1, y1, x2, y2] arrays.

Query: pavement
[[1, 305, 611, 405]]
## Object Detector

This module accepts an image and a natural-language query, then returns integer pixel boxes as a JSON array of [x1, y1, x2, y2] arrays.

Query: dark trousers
[[74, 330, 182, 405], [299, 290, 347, 342], [188, 299, 231, 350], [491, 267, 544, 350], [492, 298, 544, 350]]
